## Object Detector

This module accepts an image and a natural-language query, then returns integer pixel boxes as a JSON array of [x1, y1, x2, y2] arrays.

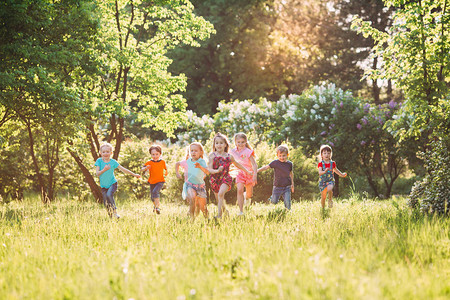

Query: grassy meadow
[[0, 196, 449, 299]]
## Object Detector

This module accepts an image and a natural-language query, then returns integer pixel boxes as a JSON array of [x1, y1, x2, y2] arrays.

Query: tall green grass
[[0, 196, 449, 299]]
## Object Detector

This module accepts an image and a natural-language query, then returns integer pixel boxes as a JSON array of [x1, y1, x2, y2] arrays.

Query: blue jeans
[[271, 185, 291, 210], [102, 182, 118, 211], [150, 182, 164, 201]]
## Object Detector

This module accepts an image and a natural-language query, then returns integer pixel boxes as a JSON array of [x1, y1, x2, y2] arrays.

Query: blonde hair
[[99, 142, 113, 152], [234, 132, 253, 150], [190, 142, 205, 158], [277, 145, 289, 154], [319, 144, 333, 161], [149, 144, 162, 155], [212, 132, 230, 153]]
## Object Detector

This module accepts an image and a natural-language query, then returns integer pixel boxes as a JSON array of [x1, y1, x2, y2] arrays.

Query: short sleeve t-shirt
[[95, 158, 120, 188], [144, 160, 167, 184], [318, 161, 336, 170], [230, 147, 254, 170], [269, 160, 293, 187], [179, 158, 208, 185]]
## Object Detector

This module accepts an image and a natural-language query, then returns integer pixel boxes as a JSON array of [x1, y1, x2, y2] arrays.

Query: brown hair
[[149, 145, 162, 155], [277, 145, 289, 154], [212, 132, 230, 153], [319, 144, 333, 160], [234, 132, 252, 150]]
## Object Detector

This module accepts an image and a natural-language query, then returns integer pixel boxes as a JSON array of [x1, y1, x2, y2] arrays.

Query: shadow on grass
[[321, 208, 331, 220], [266, 208, 288, 222], [1, 208, 23, 225]]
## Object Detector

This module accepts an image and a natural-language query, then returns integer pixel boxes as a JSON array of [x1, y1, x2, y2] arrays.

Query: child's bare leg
[[321, 189, 327, 208], [327, 185, 334, 208], [197, 196, 208, 218], [236, 182, 245, 213], [187, 190, 196, 219], [217, 184, 229, 218], [245, 184, 253, 205]]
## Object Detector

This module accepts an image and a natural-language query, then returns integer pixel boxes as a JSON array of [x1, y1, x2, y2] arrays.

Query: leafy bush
[[408, 138, 450, 215]]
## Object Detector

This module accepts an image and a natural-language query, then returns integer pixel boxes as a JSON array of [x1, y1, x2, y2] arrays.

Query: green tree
[[66, 0, 215, 202], [353, 0, 449, 141], [353, 0, 450, 212], [168, 0, 279, 115], [0, 0, 99, 202]]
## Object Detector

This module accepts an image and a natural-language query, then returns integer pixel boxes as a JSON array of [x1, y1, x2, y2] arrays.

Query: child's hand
[[253, 174, 258, 186], [103, 164, 111, 171], [342, 172, 347, 178], [194, 162, 201, 168], [291, 185, 295, 193], [217, 166, 224, 172]]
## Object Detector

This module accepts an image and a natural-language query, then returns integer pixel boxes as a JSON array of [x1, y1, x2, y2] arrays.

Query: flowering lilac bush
[[177, 83, 410, 197], [176, 98, 281, 144]]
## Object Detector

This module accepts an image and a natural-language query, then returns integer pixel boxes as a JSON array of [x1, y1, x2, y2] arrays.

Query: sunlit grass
[[0, 196, 449, 299]]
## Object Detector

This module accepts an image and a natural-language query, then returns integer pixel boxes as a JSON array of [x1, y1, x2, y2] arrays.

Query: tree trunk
[[25, 122, 49, 203], [372, 57, 381, 104], [365, 170, 379, 197], [67, 147, 103, 203]]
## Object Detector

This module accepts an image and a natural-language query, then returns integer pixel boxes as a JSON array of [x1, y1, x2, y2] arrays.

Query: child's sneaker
[[237, 211, 244, 217], [153, 207, 161, 214]]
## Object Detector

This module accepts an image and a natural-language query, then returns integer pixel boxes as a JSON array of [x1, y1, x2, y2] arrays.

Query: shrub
[[409, 138, 450, 215]]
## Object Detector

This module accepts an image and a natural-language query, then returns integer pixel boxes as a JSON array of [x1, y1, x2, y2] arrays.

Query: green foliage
[[352, 0, 450, 141], [0, 198, 449, 298], [353, 0, 450, 213], [409, 138, 450, 215]]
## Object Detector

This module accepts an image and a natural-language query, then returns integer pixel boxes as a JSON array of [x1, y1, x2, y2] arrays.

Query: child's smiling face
[[150, 149, 161, 161], [322, 149, 331, 161], [277, 151, 288, 162], [100, 146, 112, 160], [235, 137, 247, 150], [214, 137, 226, 152]]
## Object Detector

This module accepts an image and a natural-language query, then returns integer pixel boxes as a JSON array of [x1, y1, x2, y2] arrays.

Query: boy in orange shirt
[[141, 145, 168, 214]]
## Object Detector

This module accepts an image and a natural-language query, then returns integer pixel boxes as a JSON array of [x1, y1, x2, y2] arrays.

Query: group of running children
[[95, 132, 347, 219]]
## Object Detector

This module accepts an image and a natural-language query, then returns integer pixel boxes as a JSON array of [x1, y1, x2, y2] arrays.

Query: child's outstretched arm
[[140, 165, 150, 172], [194, 162, 210, 175], [290, 171, 294, 193], [250, 156, 258, 185], [318, 166, 328, 176], [257, 165, 270, 173], [230, 155, 252, 175], [96, 165, 110, 177], [175, 161, 183, 179], [118, 165, 141, 178], [207, 153, 223, 174], [333, 167, 347, 177]]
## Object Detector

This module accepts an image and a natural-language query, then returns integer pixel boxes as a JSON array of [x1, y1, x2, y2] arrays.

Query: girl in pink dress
[[208, 133, 252, 219], [230, 133, 258, 216]]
